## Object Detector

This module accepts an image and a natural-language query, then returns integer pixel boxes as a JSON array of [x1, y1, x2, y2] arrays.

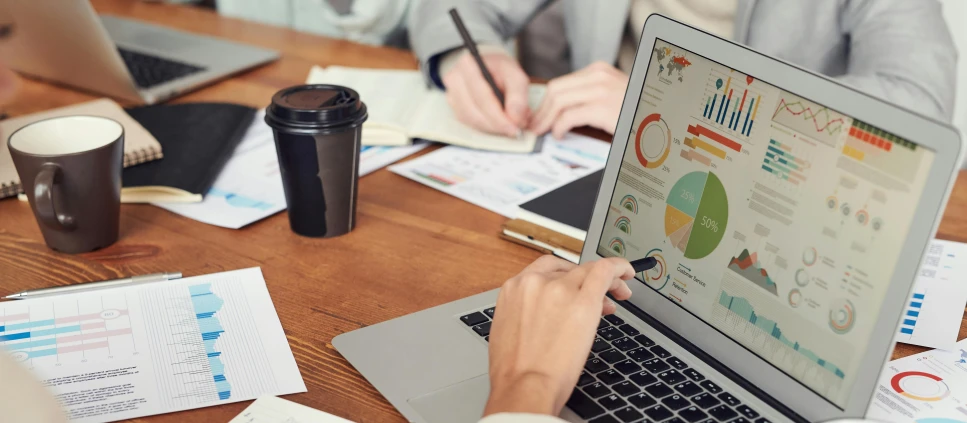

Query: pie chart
[[664, 171, 728, 260], [635, 113, 671, 169], [891, 371, 950, 401]]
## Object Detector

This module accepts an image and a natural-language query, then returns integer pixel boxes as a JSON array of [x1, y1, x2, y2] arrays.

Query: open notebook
[[306, 65, 546, 153], [0, 99, 162, 199]]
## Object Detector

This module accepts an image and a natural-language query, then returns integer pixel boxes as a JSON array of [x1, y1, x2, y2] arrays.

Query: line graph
[[771, 91, 850, 147]]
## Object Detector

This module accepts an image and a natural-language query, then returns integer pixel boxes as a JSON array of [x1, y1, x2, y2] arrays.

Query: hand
[[529, 61, 628, 139], [442, 50, 530, 137], [484, 256, 634, 417]]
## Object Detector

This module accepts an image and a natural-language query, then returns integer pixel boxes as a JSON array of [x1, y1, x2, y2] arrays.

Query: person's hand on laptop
[[442, 49, 531, 137], [483, 256, 634, 417], [529, 62, 628, 140]]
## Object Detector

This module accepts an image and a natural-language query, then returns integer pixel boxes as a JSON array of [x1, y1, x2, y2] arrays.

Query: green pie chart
[[664, 171, 729, 260]]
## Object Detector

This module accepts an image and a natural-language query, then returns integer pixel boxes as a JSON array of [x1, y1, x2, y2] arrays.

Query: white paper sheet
[[868, 338, 967, 422], [0, 268, 305, 423], [389, 133, 611, 217], [894, 239, 967, 350], [155, 111, 428, 229], [230, 396, 353, 423]]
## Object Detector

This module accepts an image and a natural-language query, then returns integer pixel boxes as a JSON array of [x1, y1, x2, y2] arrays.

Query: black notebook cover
[[518, 169, 604, 232], [122, 103, 256, 195]]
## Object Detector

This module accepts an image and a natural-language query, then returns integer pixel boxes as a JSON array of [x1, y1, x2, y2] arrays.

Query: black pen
[[448, 8, 505, 105], [630, 257, 658, 273]]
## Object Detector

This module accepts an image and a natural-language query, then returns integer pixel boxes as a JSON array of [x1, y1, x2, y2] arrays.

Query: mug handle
[[33, 163, 76, 231]]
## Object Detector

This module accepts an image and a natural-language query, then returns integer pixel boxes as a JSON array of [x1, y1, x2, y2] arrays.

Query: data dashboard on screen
[[597, 39, 935, 408]]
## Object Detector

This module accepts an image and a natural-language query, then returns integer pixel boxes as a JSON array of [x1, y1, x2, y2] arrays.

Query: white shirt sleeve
[[479, 412, 569, 423]]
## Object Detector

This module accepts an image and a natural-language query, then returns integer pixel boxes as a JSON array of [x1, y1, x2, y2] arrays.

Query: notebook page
[[306, 66, 426, 146], [230, 396, 353, 423], [408, 85, 546, 153]]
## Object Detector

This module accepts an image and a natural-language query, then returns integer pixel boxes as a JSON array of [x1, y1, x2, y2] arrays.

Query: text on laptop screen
[[597, 39, 935, 408]]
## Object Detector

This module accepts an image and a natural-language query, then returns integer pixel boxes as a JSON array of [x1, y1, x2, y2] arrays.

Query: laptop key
[[699, 380, 723, 394], [691, 393, 721, 409], [583, 382, 613, 398], [614, 406, 644, 423], [472, 322, 491, 336], [643, 404, 674, 421], [650, 345, 672, 359], [628, 347, 655, 362], [629, 392, 657, 408], [566, 390, 606, 419], [578, 372, 596, 386], [754, 418, 772, 423], [658, 369, 687, 385], [642, 358, 670, 373], [484, 336, 489, 342], [666, 418, 686, 423], [605, 315, 625, 325], [598, 369, 626, 385], [635, 334, 656, 347], [613, 381, 641, 396], [717, 392, 741, 407], [586, 358, 609, 373], [679, 406, 709, 422], [598, 326, 622, 341], [460, 312, 488, 326], [615, 359, 643, 375], [667, 356, 688, 370], [644, 382, 675, 398], [630, 371, 658, 387], [483, 307, 496, 318], [612, 337, 639, 351], [675, 381, 703, 397], [683, 368, 705, 381], [736, 405, 759, 419], [589, 415, 619, 423], [601, 349, 627, 364], [598, 394, 628, 410], [592, 338, 612, 353], [730, 418, 753, 423], [599, 319, 611, 330], [618, 324, 641, 336], [707, 405, 738, 421], [661, 394, 690, 410]]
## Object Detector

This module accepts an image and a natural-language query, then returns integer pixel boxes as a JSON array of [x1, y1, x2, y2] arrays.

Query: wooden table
[[0, 1, 965, 422]]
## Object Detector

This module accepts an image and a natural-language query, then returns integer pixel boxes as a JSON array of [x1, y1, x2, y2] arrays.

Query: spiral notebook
[[0, 98, 163, 199]]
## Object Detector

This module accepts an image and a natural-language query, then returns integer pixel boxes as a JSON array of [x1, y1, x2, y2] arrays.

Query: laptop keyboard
[[117, 48, 206, 89], [459, 308, 772, 423]]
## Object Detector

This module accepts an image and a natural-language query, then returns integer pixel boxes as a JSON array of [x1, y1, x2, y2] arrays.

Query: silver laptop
[[0, 0, 279, 104], [334, 15, 963, 423]]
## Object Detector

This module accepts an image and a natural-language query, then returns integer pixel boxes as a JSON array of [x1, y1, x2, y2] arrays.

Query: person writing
[[408, 0, 957, 139]]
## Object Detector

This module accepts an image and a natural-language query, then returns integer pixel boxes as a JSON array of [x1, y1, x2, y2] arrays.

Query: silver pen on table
[[4, 272, 183, 300]]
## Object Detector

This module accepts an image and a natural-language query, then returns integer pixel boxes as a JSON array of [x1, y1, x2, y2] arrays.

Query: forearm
[[484, 373, 559, 416]]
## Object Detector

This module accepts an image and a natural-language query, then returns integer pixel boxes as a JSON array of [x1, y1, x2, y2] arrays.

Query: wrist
[[484, 371, 559, 417]]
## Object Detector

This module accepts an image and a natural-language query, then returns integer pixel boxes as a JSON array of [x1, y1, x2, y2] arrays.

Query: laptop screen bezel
[[580, 14, 962, 421]]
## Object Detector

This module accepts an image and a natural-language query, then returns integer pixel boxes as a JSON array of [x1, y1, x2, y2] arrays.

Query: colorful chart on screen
[[891, 371, 950, 401], [664, 171, 728, 259], [635, 113, 671, 169], [640, 248, 669, 290]]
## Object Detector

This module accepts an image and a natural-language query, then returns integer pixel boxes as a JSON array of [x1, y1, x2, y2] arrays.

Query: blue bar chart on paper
[[189, 284, 231, 400]]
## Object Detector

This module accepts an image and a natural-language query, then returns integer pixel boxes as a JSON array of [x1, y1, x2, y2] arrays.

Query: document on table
[[894, 239, 967, 350], [231, 396, 353, 423], [0, 268, 306, 423], [390, 133, 611, 217], [868, 338, 967, 423], [155, 110, 429, 229]]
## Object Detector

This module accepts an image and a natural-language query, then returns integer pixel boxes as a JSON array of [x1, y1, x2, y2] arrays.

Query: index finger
[[580, 258, 634, 300]]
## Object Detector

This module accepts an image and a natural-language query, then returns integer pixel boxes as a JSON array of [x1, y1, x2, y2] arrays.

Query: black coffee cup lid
[[266, 84, 368, 131]]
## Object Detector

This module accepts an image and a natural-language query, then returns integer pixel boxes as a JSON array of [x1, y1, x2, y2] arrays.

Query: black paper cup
[[265, 84, 368, 238]]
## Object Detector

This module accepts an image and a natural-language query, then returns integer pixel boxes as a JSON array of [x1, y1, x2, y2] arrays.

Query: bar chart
[[761, 139, 810, 186], [701, 70, 763, 140], [190, 284, 232, 400]]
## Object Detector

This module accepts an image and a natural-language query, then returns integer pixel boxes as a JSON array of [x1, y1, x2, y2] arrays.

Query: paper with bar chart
[[894, 239, 967, 349], [0, 268, 304, 423], [598, 38, 936, 407]]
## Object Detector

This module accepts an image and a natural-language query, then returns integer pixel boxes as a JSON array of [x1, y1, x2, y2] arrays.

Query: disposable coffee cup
[[265, 84, 368, 238]]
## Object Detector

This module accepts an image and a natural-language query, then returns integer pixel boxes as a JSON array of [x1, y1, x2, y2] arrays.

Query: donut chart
[[829, 298, 856, 334], [641, 248, 669, 290], [635, 113, 671, 169], [891, 371, 950, 401]]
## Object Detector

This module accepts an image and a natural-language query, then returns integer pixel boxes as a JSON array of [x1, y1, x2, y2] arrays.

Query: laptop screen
[[596, 38, 936, 408]]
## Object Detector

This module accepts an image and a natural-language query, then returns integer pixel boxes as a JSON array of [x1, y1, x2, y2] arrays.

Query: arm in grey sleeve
[[407, 0, 551, 87], [838, 0, 958, 121], [478, 412, 569, 423]]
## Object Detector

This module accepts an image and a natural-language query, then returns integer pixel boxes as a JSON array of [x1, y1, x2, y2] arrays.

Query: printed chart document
[[868, 338, 967, 423], [390, 133, 611, 217], [894, 239, 967, 350], [156, 110, 428, 229], [0, 268, 305, 423], [231, 396, 353, 423]]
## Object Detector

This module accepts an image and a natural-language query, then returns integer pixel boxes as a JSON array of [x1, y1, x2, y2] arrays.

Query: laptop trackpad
[[408, 374, 490, 423]]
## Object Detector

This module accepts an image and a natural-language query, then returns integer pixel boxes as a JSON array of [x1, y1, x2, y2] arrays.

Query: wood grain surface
[[0, 1, 964, 421]]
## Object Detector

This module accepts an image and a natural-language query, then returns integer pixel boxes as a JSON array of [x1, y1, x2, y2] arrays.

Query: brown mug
[[8, 115, 124, 254]]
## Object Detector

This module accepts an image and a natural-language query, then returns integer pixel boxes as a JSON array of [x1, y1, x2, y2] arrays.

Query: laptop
[[0, 1, 279, 104], [333, 14, 963, 423]]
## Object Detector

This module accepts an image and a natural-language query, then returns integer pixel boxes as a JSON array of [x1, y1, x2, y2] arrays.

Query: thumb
[[496, 61, 531, 127]]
